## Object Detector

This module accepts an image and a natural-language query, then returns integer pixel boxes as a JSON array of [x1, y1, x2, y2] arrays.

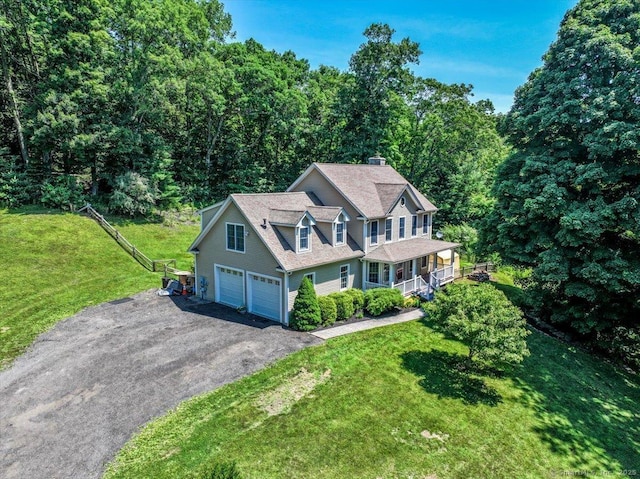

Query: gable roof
[[190, 192, 362, 272], [268, 209, 315, 227], [306, 205, 348, 222], [288, 163, 437, 219]]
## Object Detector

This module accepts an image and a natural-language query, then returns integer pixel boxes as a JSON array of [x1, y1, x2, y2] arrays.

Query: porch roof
[[363, 238, 460, 264]]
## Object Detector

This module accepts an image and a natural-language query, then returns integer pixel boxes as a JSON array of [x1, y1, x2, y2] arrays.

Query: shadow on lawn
[[513, 333, 640, 472], [400, 350, 502, 406]]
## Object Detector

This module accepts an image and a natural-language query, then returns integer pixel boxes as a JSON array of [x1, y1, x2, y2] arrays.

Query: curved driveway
[[0, 290, 321, 479]]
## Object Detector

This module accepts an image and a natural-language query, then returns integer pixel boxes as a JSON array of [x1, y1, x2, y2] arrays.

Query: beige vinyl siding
[[195, 202, 282, 301], [287, 259, 362, 314], [275, 225, 296, 250], [315, 221, 334, 245], [290, 169, 364, 249], [382, 194, 424, 243], [201, 204, 223, 228]]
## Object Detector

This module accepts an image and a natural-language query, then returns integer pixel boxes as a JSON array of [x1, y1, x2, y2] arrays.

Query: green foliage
[[426, 283, 530, 370], [403, 296, 421, 308], [290, 277, 321, 331], [109, 172, 157, 217], [327, 292, 355, 321], [363, 288, 404, 316], [316, 296, 337, 327], [0, 159, 33, 207], [194, 460, 242, 479], [40, 175, 85, 211], [343, 288, 364, 311], [484, 0, 640, 337], [442, 223, 478, 259]]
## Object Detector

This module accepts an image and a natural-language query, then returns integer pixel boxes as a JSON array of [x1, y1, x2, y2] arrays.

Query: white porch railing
[[364, 281, 388, 290], [429, 265, 455, 290], [392, 275, 429, 296]]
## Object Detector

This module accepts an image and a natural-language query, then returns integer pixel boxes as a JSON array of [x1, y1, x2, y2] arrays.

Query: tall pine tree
[[486, 0, 640, 341]]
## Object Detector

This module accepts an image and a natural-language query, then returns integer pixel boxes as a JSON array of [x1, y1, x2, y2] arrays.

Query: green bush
[[40, 174, 85, 211], [344, 288, 364, 311], [109, 171, 157, 217], [317, 296, 337, 327], [403, 296, 421, 308], [290, 277, 321, 331], [364, 288, 404, 316], [0, 160, 33, 207], [328, 292, 355, 321], [194, 460, 242, 479]]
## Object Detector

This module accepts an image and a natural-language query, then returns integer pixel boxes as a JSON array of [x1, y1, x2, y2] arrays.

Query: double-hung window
[[340, 265, 349, 289], [299, 225, 310, 251], [411, 215, 418, 237], [368, 262, 379, 284], [370, 220, 379, 245], [385, 218, 392, 242], [423, 214, 430, 235], [399, 217, 406, 239], [226, 223, 245, 252], [336, 221, 345, 245]]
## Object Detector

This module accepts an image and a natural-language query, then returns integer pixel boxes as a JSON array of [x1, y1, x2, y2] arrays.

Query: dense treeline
[[0, 0, 505, 225]]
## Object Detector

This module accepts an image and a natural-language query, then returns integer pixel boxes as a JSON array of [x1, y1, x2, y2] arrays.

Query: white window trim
[[334, 216, 346, 246], [303, 272, 316, 284], [398, 216, 406, 240], [370, 219, 379, 246], [385, 218, 393, 243], [411, 215, 418, 237], [422, 213, 431, 237], [368, 262, 380, 284], [340, 264, 350, 290], [225, 222, 246, 253], [296, 223, 312, 253]]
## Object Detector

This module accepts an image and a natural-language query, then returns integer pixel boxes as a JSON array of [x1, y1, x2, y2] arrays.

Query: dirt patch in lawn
[[256, 367, 331, 416]]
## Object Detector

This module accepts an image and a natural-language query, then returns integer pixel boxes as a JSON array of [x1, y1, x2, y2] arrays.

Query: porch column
[[361, 260, 367, 291], [411, 258, 417, 277], [432, 253, 438, 270], [390, 263, 395, 287]]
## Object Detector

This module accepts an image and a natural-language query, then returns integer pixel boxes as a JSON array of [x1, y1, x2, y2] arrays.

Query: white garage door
[[248, 273, 281, 322], [216, 266, 244, 308]]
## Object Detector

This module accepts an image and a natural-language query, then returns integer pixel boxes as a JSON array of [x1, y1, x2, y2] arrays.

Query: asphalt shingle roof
[[232, 193, 363, 272], [312, 163, 437, 218], [364, 238, 460, 264]]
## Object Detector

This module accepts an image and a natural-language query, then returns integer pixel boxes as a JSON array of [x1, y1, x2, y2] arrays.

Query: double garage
[[214, 265, 283, 323]]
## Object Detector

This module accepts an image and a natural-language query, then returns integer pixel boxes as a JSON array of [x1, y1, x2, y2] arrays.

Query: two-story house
[[188, 156, 459, 325]]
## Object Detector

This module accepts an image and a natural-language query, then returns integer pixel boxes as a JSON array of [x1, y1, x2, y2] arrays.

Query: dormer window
[[299, 224, 310, 251], [336, 222, 344, 244], [333, 212, 347, 246]]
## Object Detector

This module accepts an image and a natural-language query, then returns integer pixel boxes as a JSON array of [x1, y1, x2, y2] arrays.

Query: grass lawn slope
[[0, 208, 198, 368], [105, 320, 640, 479]]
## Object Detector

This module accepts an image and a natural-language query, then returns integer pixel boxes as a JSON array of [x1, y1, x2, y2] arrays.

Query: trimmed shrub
[[364, 288, 404, 316], [328, 292, 355, 321], [317, 295, 337, 327], [290, 277, 321, 331], [344, 288, 364, 311], [403, 295, 421, 308]]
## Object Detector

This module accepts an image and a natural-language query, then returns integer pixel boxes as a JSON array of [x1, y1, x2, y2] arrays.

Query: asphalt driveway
[[0, 290, 321, 479]]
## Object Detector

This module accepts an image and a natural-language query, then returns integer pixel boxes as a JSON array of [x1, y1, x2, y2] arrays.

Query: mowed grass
[[0, 208, 199, 368], [105, 320, 640, 479]]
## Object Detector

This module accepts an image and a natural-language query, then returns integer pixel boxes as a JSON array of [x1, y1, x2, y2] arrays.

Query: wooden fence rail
[[454, 262, 495, 280], [78, 203, 178, 274]]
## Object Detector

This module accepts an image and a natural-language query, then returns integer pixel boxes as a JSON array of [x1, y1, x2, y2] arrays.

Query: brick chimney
[[367, 154, 386, 166]]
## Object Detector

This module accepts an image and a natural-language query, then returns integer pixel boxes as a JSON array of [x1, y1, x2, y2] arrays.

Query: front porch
[[362, 238, 459, 298]]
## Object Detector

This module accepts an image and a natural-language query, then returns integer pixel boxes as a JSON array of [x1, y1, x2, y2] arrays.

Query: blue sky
[[223, 0, 579, 113]]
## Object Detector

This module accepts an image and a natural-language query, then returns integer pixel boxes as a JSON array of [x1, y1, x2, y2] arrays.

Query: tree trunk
[[0, 42, 30, 168]]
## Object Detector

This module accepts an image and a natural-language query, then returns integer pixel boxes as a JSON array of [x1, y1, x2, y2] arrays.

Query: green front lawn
[[0, 208, 199, 368], [105, 320, 640, 479]]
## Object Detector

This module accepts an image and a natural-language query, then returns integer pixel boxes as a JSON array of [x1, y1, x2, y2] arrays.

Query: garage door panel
[[248, 274, 281, 321], [216, 266, 244, 308]]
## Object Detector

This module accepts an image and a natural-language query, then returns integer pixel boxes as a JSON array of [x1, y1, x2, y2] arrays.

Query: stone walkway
[[311, 309, 424, 339]]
